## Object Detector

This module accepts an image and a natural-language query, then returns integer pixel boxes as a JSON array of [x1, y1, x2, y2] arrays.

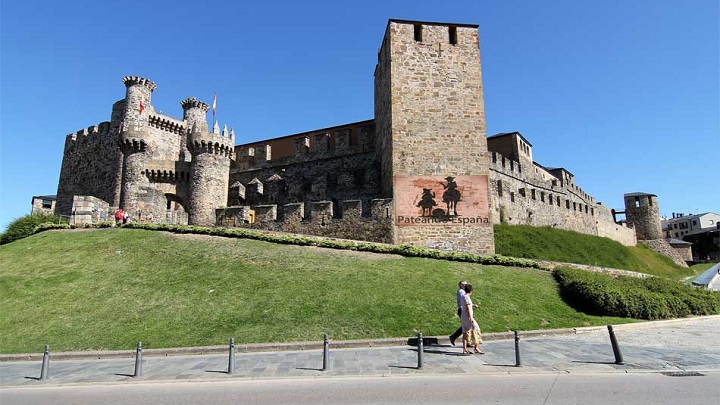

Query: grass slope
[[0, 229, 631, 354], [494, 224, 692, 278]]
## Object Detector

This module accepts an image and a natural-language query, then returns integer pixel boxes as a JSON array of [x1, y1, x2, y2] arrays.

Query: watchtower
[[624, 192, 662, 240], [374, 19, 494, 254]]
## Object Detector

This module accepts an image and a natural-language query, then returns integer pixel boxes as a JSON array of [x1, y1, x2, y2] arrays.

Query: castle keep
[[56, 19, 679, 260]]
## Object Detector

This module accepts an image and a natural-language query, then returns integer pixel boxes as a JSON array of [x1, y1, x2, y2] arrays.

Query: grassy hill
[[0, 228, 639, 354], [494, 224, 694, 279]]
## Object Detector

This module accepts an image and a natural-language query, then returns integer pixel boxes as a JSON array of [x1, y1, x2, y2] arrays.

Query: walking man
[[449, 280, 467, 346]]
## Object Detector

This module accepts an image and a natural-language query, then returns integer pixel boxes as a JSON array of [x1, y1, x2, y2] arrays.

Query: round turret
[[181, 97, 210, 133], [624, 192, 663, 240], [187, 123, 234, 226], [118, 76, 157, 219]]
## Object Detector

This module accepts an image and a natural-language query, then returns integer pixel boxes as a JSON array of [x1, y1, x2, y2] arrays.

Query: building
[[663, 212, 720, 261], [52, 19, 682, 261], [31, 195, 56, 216]]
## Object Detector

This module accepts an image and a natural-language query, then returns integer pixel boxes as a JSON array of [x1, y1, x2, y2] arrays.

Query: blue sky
[[1, 0, 718, 231]]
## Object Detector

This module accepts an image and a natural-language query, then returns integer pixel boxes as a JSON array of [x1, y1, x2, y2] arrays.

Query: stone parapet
[[216, 198, 394, 243]]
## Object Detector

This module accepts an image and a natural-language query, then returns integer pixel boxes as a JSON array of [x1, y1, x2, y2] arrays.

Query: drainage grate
[[661, 371, 705, 377]]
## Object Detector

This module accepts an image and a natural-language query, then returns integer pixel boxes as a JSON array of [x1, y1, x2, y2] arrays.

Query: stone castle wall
[[488, 151, 637, 245], [56, 122, 122, 218], [216, 199, 394, 243], [54, 19, 652, 255]]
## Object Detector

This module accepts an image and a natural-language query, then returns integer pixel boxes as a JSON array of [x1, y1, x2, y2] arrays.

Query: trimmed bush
[[554, 267, 720, 319]]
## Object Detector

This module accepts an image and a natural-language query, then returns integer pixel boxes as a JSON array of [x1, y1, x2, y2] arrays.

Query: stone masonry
[[53, 19, 675, 259]]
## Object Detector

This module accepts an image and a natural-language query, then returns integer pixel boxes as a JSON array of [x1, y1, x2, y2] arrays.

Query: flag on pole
[[139, 95, 145, 115], [212, 93, 217, 121]]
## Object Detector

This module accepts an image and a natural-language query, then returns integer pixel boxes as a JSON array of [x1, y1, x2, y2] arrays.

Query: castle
[[55, 19, 682, 263]]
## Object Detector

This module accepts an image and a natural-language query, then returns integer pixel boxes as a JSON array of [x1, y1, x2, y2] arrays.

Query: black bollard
[[417, 332, 424, 369], [228, 338, 236, 374], [514, 331, 522, 367], [322, 334, 330, 371], [40, 345, 50, 380], [607, 325, 624, 365], [134, 341, 143, 377]]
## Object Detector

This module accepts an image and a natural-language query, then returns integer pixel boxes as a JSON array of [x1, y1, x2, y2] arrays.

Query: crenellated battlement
[[148, 114, 185, 135], [216, 198, 394, 243], [180, 97, 209, 112], [66, 122, 112, 142], [188, 128, 234, 158], [144, 160, 191, 182], [123, 76, 157, 91], [235, 121, 375, 170]]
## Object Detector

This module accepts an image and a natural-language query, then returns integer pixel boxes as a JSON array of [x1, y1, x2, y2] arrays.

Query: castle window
[[41, 199, 53, 209], [591, 207, 594, 215], [531, 189, 536, 200], [556, 196, 560, 206], [649, 197, 653, 207], [414, 24, 423, 42], [497, 180, 503, 197], [519, 188, 526, 197], [573, 202, 577, 211], [635, 196, 640, 208], [510, 192, 515, 202], [566, 200, 570, 209], [540, 192, 545, 203], [449, 26, 457, 45]]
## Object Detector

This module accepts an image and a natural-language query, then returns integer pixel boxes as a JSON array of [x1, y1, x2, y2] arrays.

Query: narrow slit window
[[414, 24, 423, 42], [449, 26, 457, 45]]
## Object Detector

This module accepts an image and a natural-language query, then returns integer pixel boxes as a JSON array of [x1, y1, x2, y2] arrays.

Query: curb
[[3, 315, 718, 362]]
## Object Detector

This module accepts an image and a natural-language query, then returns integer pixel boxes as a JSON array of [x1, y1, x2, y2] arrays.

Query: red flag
[[139, 96, 145, 115]]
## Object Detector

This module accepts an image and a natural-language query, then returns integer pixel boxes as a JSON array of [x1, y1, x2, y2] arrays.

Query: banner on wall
[[394, 175, 490, 226]]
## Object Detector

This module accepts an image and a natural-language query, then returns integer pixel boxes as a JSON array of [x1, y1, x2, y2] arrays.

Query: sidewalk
[[2, 316, 719, 388]]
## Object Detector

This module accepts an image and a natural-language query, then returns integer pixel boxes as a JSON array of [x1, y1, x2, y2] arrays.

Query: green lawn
[[494, 224, 692, 278], [0, 228, 633, 354]]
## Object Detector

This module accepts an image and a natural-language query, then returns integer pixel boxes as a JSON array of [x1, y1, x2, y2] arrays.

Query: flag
[[139, 95, 145, 115], [212, 93, 217, 119]]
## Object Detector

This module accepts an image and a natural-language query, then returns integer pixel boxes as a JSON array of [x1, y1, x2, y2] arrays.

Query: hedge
[[554, 267, 720, 319], [29, 222, 545, 270]]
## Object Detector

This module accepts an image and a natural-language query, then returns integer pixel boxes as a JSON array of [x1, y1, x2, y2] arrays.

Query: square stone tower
[[374, 19, 495, 254]]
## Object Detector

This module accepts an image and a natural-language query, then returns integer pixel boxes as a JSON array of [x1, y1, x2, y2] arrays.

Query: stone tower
[[374, 19, 495, 254], [186, 101, 234, 226], [118, 76, 159, 218], [624, 192, 662, 240]]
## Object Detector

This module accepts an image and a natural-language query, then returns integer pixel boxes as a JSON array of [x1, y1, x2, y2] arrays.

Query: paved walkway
[[2, 316, 719, 388]]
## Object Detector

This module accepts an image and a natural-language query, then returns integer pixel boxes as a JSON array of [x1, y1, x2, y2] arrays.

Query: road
[[2, 372, 718, 404]]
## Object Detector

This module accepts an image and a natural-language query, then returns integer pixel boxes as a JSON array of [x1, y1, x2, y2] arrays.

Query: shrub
[[0, 214, 64, 245], [553, 267, 720, 319]]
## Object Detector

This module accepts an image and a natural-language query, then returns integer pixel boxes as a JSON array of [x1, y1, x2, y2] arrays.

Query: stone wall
[[70, 195, 110, 225], [641, 239, 690, 267], [55, 122, 122, 217], [216, 199, 393, 243]]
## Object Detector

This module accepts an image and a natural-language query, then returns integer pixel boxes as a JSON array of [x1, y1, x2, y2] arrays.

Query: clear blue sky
[[1, 0, 718, 232]]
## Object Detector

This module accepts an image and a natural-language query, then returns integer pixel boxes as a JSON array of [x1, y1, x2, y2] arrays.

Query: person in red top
[[114, 208, 125, 225]]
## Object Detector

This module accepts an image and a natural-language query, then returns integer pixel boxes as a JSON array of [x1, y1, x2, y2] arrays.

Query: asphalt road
[[2, 372, 718, 405]]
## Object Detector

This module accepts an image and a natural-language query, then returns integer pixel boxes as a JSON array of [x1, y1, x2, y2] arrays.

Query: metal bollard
[[322, 334, 330, 371], [40, 345, 50, 380], [417, 332, 424, 369], [228, 338, 236, 374], [607, 325, 624, 365], [514, 331, 522, 367], [134, 341, 143, 377]]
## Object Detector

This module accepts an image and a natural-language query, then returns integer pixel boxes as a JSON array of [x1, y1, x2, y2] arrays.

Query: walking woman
[[461, 284, 484, 354]]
